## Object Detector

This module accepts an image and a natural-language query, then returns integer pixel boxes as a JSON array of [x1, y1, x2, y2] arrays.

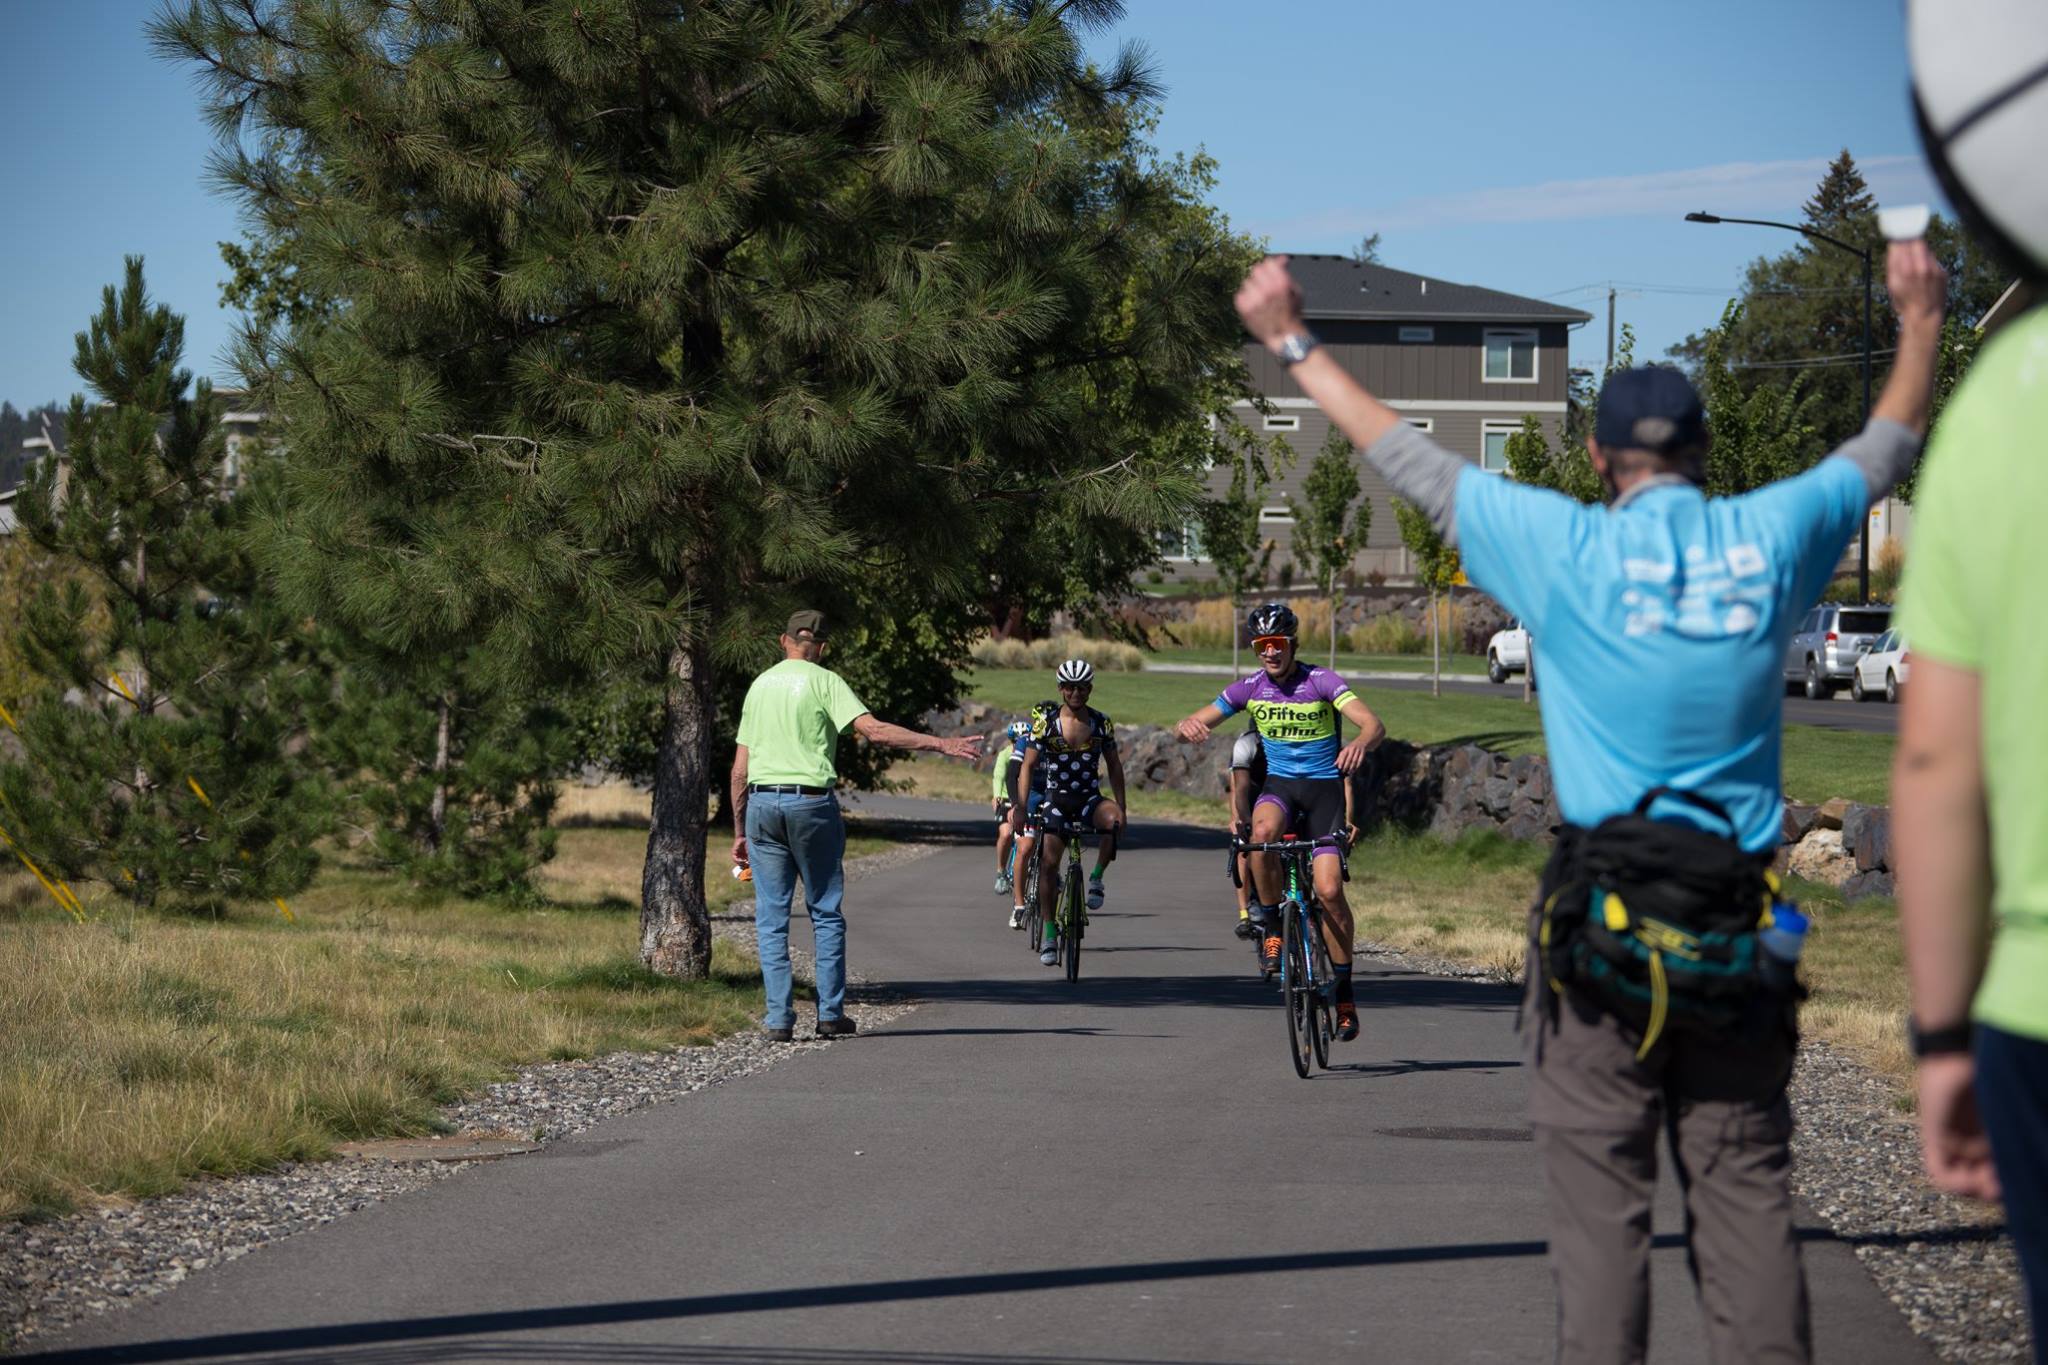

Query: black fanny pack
[[1537, 787, 1796, 1057]]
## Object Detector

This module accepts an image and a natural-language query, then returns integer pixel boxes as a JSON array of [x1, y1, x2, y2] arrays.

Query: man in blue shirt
[[1234, 243, 1949, 1363]]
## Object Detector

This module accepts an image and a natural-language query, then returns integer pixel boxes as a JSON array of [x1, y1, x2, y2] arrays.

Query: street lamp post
[[1684, 211, 1873, 602]]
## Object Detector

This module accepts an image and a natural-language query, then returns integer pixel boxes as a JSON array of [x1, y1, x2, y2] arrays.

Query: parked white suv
[[1486, 620, 1530, 685]]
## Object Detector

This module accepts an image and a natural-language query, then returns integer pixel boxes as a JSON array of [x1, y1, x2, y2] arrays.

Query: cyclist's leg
[[1086, 794, 1118, 907], [1037, 817, 1069, 961], [1303, 779, 1359, 1037], [1247, 792, 1291, 909]]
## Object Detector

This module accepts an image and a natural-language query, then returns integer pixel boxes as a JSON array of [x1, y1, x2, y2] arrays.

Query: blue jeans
[[1978, 1023, 2048, 1364], [745, 791, 847, 1029]]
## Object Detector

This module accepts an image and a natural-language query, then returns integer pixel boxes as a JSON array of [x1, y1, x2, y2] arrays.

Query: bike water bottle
[[731, 861, 752, 883], [1758, 903, 1808, 993]]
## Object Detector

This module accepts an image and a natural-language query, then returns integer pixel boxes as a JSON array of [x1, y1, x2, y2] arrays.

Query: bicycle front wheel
[[1023, 857, 1042, 956], [1064, 862, 1083, 982], [1309, 907, 1334, 1070], [1282, 900, 1313, 1079]]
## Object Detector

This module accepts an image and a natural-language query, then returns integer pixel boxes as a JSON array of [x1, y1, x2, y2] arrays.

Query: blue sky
[[1, 0, 1938, 411]]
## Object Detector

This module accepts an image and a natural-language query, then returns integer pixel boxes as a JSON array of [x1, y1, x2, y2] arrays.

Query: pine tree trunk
[[641, 633, 715, 980], [426, 693, 452, 852]]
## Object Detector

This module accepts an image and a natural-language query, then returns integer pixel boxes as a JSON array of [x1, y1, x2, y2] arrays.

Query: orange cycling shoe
[[1335, 1001, 1359, 1041]]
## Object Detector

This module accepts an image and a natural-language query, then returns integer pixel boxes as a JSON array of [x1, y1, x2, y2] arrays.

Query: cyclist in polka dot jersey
[[1015, 659, 1127, 966]]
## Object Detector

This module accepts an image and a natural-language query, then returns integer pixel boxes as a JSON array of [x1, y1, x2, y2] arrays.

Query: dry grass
[[1154, 595, 1457, 657], [890, 754, 1233, 828], [0, 789, 899, 1221], [969, 635, 1146, 673]]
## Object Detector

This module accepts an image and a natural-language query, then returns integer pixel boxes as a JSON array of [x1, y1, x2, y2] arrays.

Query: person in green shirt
[[730, 610, 981, 1042]]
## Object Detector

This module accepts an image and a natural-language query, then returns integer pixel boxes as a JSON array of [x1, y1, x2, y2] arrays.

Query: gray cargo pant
[[1524, 913, 1811, 1365]]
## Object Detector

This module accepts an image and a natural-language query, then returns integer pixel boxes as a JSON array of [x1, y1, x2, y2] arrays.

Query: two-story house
[[1164, 255, 1592, 581]]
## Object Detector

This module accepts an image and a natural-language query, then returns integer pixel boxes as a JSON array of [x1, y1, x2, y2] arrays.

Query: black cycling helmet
[[1246, 602, 1299, 639]]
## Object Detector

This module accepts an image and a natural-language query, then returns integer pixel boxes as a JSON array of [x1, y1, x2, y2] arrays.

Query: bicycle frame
[[1025, 809, 1090, 980], [1233, 831, 1350, 1076]]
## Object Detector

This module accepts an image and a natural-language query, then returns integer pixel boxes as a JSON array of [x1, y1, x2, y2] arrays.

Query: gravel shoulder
[[0, 842, 938, 1354]]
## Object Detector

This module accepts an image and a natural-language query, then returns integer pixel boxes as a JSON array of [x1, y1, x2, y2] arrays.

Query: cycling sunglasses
[[1251, 635, 1294, 652]]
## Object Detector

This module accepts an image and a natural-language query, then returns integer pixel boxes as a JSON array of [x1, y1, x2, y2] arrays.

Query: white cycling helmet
[[1055, 658, 1094, 686], [1910, 0, 2048, 281]]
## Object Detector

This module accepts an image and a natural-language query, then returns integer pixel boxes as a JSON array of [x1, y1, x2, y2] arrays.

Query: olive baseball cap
[[785, 609, 829, 640]]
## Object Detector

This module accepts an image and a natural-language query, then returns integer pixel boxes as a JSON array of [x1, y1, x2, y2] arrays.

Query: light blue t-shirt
[[1454, 456, 1866, 851]]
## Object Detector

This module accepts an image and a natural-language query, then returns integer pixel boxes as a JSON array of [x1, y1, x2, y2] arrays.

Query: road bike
[[1025, 808, 1088, 982], [1233, 830, 1350, 1078]]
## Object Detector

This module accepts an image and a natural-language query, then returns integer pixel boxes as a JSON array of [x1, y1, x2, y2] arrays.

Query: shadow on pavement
[[28, 1225, 1962, 1365], [873, 962, 1516, 1018]]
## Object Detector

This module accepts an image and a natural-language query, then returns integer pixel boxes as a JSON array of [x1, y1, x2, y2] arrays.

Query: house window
[[1405, 417, 1435, 434], [1481, 420, 1520, 473], [1399, 326, 1434, 343], [1263, 414, 1300, 432], [1483, 329, 1538, 383], [1158, 519, 1205, 561], [1258, 505, 1295, 524]]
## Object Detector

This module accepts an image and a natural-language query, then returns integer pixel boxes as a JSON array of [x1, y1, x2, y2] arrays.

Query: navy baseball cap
[[1595, 366, 1707, 456]]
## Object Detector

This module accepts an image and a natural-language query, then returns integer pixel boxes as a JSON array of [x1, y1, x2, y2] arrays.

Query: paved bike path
[[33, 798, 1931, 1363]]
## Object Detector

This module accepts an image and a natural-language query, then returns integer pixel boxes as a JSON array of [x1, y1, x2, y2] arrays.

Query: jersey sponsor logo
[[1246, 699, 1338, 743]]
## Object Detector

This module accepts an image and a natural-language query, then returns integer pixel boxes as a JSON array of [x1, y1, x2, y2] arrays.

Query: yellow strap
[[1603, 891, 1629, 932], [1539, 885, 1568, 995], [0, 819, 86, 923], [1637, 951, 1668, 1061]]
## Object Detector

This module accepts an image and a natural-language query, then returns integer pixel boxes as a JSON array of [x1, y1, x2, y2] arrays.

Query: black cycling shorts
[[1254, 775, 1346, 857], [994, 797, 1014, 824], [1035, 790, 1104, 834]]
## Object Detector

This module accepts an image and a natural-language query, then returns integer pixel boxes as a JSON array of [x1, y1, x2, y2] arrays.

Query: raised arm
[[852, 712, 982, 760], [1237, 256, 1469, 540], [1829, 240, 1949, 505]]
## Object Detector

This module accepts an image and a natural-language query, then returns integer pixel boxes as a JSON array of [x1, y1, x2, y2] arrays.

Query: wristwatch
[[1907, 1017, 1974, 1059], [1273, 332, 1319, 366]]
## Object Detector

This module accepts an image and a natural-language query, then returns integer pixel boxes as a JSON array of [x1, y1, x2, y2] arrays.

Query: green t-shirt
[[1897, 303, 2048, 1043], [991, 744, 1014, 802], [736, 659, 869, 788]]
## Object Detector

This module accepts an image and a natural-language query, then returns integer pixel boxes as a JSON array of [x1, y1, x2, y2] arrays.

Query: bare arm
[[1836, 241, 1949, 502], [1105, 743, 1127, 816], [1175, 701, 1231, 743], [729, 744, 750, 864], [1892, 656, 2001, 1201], [851, 712, 982, 760], [1893, 657, 1993, 1031], [1016, 745, 1039, 799], [1334, 695, 1386, 774], [1237, 256, 1468, 539], [1230, 767, 1254, 834]]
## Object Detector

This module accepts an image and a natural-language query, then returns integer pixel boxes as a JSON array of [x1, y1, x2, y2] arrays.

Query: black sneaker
[[815, 1017, 858, 1039], [1233, 915, 1257, 940], [762, 1025, 794, 1043]]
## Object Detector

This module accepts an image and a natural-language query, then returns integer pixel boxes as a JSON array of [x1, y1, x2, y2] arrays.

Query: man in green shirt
[[1894, 295, 2048, 1344], [731, 610, 981, 1042]]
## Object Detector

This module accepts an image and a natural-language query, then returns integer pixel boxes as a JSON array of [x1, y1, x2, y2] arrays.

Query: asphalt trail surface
[[31, 797, 1931, 1363]]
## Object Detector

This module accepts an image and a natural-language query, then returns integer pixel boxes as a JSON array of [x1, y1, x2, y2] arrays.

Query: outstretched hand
[[1234, 256, 1307, 351], [1887, 239, 1948, 333], [938, 734, 983, 762]]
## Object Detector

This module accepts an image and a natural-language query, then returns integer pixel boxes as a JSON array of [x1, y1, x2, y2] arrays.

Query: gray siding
[[1242, 321, 1572, 404]]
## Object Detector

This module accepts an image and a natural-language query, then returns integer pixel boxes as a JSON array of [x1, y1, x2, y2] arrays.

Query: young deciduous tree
[[1292, 428, 1367, 669], [1393, 497, 1460, 699], [0, 259, 324, 912], [1193, 438, 1276, 675], [161, 0, 1242, 978]]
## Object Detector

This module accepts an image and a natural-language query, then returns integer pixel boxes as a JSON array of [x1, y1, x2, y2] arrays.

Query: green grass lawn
[[1144, 646, 1490, 677], [961, 668, 1893, 805]]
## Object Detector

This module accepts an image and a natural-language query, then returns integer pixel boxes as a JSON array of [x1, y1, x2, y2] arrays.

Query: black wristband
[[1908, 1018, 1975, 1059]]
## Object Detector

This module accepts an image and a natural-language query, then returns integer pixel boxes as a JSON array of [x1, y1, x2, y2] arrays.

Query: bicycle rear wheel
[[1282, 899, 1312, 1078], [1064, 860, 1083, 982]]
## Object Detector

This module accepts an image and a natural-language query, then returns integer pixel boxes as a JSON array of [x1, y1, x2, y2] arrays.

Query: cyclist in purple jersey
[[1177, 603, 1385, 1038]]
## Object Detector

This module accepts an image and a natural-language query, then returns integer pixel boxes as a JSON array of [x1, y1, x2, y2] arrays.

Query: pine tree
[[159, 0, 1240, 978], [1667, 151, 2007, 457], [0, 259, 324, 913]]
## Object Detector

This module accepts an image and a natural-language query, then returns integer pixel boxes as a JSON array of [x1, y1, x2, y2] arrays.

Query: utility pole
[[1607, 287, 1616, 372]]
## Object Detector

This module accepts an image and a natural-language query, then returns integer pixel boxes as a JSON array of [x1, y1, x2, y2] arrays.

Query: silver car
[[1784, 603, 1892, 700]]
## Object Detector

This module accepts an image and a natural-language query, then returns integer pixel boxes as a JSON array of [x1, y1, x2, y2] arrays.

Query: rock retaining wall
[[931, 701, 1897, 899]]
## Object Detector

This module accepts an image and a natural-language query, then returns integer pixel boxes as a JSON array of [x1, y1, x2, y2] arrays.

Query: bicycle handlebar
[[1232, 832, 1352, 855]]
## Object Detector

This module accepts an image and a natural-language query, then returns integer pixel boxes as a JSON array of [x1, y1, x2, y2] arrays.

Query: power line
[[1729, 346, 1899, 371]]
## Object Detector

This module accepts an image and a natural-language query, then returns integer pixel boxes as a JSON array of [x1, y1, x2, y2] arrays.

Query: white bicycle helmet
[[1055, 658, 1094, 686]]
